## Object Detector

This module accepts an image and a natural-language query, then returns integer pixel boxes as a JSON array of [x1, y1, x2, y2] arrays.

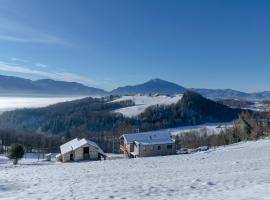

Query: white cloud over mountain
[[0, 61, 96, 86]]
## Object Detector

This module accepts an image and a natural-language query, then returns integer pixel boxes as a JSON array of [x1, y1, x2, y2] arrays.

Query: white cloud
[[10, 57, 29, 63], [0, 34, 71, 46], [0, 14, 71, 46], [0, 62, 96, 86], [35, 63, 48, 68]]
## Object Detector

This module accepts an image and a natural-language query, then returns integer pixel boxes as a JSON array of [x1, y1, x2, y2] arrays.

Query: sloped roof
[[134, 137, 174, 145], [60, 138, 79, 155], [60, 138, 105, 156], [121, 131, 174, 145]]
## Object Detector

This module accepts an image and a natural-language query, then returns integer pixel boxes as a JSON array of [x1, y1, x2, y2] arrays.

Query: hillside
[[111, 78, 187, 95], [217, 99, 255, 109], [0, 92, 242, 135], [191, 88, 270, 101], [139, 92, 242, 130], [0, 75, 108, 96], [1, 139, 270, 199], [109, 94, 183, 117], [191, 88, 250, 100]]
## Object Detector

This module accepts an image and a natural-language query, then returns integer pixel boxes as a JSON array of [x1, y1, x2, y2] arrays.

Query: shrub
[[8, 144, 25, 165]]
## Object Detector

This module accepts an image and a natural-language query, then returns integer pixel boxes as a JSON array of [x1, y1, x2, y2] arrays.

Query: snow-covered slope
[[1, 139, 270, 200], [110, 94, 183, 117]]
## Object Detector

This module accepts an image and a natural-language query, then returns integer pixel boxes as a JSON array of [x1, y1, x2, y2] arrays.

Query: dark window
[[158, 146, 161, 150], [167, 145, 172, 149], [70, 153, 74, 161]]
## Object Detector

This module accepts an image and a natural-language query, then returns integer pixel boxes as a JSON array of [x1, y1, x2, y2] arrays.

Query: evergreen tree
[[8, 144, 25, 165]]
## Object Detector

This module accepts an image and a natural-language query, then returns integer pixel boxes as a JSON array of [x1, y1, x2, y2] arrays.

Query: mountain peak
[[148, 78, 165, 83], [111, 79, 187, 95]]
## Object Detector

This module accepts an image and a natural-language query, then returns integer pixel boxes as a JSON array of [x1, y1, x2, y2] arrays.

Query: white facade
[[58, 138, 106, 162]]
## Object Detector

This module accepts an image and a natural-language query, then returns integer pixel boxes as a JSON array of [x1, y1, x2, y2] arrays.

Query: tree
[[8, 144, 25, 165]]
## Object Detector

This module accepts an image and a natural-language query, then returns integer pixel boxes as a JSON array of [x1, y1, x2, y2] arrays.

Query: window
[[167, 145, 172, 149], [150, 146, 154, 151], [158, 146, 161, 150]]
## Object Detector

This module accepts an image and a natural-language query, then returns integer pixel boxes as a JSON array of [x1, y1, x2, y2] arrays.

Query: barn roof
[[121, 131, 174, 145], [60, 138, 105, 156]]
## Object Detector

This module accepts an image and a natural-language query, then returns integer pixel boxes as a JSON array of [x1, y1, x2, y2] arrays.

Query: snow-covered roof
[[55, 153, 62, 158], [60, 138, 105, 156], [134, 138, 174, 146], [121, 131, 175, 145]]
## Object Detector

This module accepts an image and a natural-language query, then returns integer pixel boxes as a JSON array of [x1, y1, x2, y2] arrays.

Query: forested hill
[[0, 92, 243, 136]]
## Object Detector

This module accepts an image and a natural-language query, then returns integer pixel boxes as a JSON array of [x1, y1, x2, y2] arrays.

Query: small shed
[[58, 138, 106, 162], [45, 153, 52, 161]]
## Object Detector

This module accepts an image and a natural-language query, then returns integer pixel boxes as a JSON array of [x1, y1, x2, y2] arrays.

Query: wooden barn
[[120, 131, 176, 158], [57, 138, 106, 162]]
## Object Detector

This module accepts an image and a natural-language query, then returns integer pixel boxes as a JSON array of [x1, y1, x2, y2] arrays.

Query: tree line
[[176, 111, 270, 149]]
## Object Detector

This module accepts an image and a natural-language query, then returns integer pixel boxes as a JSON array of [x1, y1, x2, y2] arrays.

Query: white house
[[120, 131, 176, 158], [57, 138, 106, 162]]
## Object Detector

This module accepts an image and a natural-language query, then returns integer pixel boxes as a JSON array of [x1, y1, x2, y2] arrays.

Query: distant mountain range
[[0, 75, 107, 96], [0, 74, 270, 100], [190, 88, 270, 101]]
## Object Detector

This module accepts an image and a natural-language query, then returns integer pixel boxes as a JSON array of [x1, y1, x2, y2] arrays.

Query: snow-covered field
[[170, 122, 234, 135], [0, 96, 86, 114], [1, 139, 270, 200], [120, 122, 233, 136], [110, 94, 183, 117]]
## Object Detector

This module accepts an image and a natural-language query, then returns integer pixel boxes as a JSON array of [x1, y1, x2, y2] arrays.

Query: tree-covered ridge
[[0, 92, 242, 136]]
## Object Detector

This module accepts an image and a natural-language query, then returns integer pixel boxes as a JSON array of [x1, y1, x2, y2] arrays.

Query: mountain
[[0, 91, 243, 135], [33, 79, 108, 96], [110, 78, 270, 101], [191, 88, 270, 101], [1, 74, 270, 100], [111, 78, 187, 95], [190, 88, 250, 100], [178, 91, 242, 122], [216, 99, 254, 109], [249, 91, 270, 100], [0, 75, 108, 96]]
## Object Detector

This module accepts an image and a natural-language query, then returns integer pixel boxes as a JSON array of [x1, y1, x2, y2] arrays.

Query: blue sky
[[0, 0, 269, 92]]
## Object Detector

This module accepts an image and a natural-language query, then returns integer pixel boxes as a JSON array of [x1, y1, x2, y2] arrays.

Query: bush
[[8, 144, 25, 165]]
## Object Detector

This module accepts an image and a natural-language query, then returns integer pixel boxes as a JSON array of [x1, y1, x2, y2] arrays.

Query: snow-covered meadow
[[1, 139, 270, 200], [110, 94, 183, 117]]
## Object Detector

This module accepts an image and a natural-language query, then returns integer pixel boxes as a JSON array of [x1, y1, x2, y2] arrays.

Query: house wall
[[134, 143, 140, 155], [61, 144, 99, 162], [62, 152, 72, 162], [136, 143, 176, 157], [126, 143, 134, 152]]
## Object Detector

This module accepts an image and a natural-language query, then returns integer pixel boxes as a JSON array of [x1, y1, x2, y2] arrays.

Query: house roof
[[134, 138, 174, 146], [121, 131, 175, 145], [60, 138, 105, 156]]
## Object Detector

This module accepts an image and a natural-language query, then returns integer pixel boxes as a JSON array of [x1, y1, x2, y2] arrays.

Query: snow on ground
[[170, 122, 234, 136], [110, 94, 183, 117], [1, 139, 270, 200], [0, 96, 86, 114], [122, 122, 233, 137]]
